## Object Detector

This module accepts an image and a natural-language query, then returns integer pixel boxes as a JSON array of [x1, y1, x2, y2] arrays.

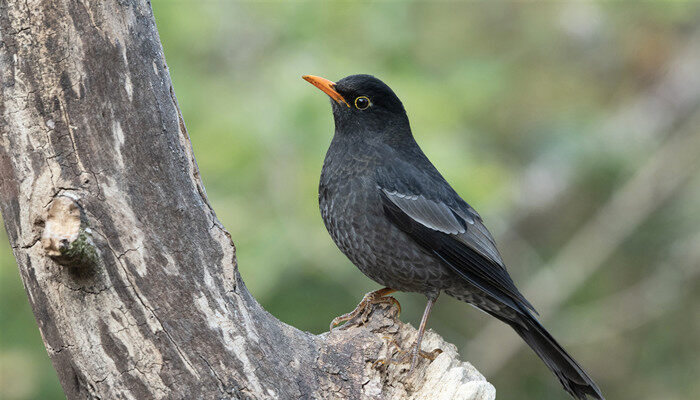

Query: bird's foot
[[373, 336, 442, 371], [330, 288, 401, 332]]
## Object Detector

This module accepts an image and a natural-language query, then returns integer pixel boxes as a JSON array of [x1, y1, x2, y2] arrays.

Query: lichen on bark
[[57, 227, 99, 272]]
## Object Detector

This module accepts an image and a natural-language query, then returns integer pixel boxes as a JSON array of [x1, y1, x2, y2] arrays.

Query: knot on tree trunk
[[41, 194, 98, 273]]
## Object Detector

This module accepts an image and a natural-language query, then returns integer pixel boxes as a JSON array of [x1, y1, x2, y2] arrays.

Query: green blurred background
[[2, 1, 700, 399]]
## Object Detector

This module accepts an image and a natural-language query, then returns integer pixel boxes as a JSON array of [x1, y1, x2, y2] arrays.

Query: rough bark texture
[[0, 1, 495, 399]]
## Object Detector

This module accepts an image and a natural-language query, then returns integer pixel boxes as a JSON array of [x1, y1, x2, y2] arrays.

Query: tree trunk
[[0, 1, 494, 399]]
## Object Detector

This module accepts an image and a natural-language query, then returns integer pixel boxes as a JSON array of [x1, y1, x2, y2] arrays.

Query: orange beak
[[302, 75, 350, 107]]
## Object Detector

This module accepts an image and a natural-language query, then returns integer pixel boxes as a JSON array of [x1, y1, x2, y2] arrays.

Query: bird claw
[[329, 289, 401, 332], [373, 337, 442, 371], [418, 348, 443, 362], [382, 296, 401, 316]]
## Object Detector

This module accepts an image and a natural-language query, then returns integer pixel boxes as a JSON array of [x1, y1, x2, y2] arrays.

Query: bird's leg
[[373, 293, 442, 371], [407, 294, 441, 370], [330, 287, 401, 332]]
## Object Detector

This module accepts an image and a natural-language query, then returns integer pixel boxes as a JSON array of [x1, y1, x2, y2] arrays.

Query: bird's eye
[[354, 96, 370, 110]]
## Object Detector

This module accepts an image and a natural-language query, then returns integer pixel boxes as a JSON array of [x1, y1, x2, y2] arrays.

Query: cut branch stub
[[41, 194, 98, 273]]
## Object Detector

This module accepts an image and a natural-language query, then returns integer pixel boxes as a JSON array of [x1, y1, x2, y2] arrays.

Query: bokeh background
[[3, 1, 700, 399]]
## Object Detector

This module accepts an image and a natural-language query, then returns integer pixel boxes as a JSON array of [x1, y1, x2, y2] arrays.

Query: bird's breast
[[318, 163, 449, 293]]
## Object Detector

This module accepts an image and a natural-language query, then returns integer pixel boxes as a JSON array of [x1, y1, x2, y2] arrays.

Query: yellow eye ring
[[354, 96, 370, 110]]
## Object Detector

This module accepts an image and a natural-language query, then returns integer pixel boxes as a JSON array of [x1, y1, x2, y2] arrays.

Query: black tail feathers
[[503, 312, 604, 400]]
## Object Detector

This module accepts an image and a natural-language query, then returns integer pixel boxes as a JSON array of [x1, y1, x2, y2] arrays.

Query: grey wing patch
[[379, 185, 537, 314], [453, 208, 504, 266], [382, 188, 504, 266], [381, 188, 470, 235]]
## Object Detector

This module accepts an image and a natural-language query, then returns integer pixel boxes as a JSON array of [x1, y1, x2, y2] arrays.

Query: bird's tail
[[496, 311, 604, 400]]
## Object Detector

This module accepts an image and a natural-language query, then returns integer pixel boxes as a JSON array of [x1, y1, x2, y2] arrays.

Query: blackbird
[[303, 74, 603, 400]]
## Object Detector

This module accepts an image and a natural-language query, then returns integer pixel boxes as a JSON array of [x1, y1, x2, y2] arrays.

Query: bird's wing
[[377, 179, 536, 315]]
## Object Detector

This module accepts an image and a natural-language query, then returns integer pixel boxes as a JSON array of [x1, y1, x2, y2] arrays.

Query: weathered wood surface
[[0, 1, 495, 399]]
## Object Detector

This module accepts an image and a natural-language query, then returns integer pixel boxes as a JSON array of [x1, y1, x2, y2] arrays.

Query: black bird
[[303, 74, 604, 400]]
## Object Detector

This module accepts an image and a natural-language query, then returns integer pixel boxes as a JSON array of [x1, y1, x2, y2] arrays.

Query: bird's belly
[[320, 186, 448, 294]]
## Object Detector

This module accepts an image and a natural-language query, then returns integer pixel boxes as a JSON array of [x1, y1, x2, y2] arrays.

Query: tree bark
[[0, 1, 495, 399]]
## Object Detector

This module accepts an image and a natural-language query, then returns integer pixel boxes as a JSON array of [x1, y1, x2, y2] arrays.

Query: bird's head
[[303, 74, 410, 141]]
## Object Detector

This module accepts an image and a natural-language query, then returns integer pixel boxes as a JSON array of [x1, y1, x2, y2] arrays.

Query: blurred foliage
[[2, 1, 700, 399]]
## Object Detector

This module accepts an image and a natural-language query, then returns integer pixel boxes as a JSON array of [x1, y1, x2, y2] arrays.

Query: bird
[[303, 73, 604, 400]]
